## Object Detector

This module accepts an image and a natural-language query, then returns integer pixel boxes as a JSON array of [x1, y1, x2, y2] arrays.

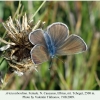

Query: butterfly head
[[50, 53, 55, 58]]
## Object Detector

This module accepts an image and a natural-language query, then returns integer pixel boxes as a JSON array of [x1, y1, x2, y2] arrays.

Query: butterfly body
[[29, 22, 87, 65], [43, 32, 55, 58]]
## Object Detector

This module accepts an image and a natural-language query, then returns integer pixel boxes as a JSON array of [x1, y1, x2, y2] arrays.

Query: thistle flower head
[[2, 13, 45, 74], [0, 1, 46, 88]]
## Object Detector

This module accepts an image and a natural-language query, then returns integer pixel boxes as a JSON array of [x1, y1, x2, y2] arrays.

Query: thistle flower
[[1, 14, 44, 73], [0, 2, 45, 88]]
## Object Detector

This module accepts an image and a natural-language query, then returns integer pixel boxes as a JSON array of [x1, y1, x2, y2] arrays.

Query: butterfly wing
[[31, 44, 50, 65], [47, 22, 69, 47], [29, 29, 46, 46], [56, 34, 87, 55]]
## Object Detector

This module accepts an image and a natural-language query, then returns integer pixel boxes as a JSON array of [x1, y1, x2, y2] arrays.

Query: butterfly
[[29, 22, 87, 65]]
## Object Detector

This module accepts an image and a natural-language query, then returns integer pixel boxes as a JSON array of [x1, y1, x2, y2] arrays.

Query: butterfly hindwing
[[31, 44, 50, 65], [29, 29, 46, 46], [56, 34, 87, 55], [47, 22, 69, 47]]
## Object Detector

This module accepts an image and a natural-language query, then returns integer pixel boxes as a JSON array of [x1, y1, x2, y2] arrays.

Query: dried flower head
[[2, 14, 45, 73], [0, 2, 45, 87]]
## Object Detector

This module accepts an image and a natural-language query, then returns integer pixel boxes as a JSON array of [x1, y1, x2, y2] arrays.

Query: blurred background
[[0, 1, 100, 90]]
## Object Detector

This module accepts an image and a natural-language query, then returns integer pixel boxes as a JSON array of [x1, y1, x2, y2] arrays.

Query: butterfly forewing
[[29, 29, 46, 46], [56, 35, 87, 55], [47, 22, 69, 47], [31, 45, 50, 65]]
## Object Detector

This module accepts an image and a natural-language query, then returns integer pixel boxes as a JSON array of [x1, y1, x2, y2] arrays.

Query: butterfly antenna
[[48, 58, 53, 70], [55, 56, 64, 64]]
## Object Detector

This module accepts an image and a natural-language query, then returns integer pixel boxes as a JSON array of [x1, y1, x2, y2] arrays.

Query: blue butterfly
[[29, 22, 87, 65]]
